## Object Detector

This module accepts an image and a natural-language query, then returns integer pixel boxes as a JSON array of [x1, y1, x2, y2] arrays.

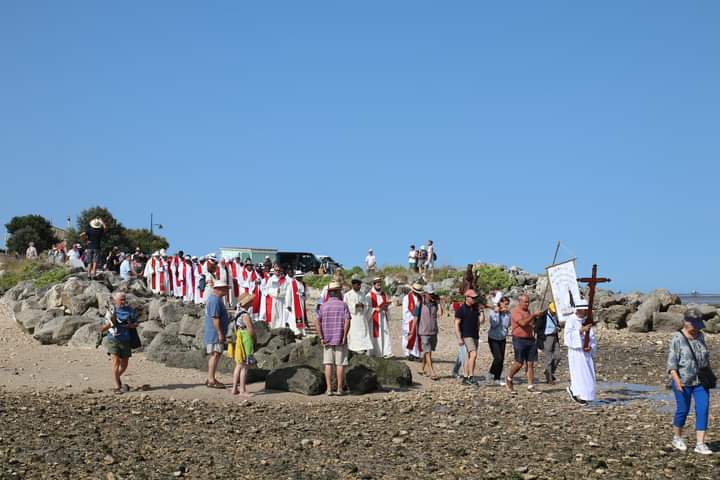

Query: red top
[[511, 307, 534, 339]]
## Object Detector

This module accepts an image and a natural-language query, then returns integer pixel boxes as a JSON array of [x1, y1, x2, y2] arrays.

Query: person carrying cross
[[564, 300, 596, 405]]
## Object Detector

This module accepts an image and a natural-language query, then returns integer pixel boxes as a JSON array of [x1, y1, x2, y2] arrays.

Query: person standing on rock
[[368, 277, 393, 358], [418, 285, 439, 380], [667, 308, 713, 454], [264, 264, 288, 328], [25, 242, 38, 259], [204, 278, 231, 389], [506, 294, 543, 394], [454, 289, 483, 385], [488, 296, 511, 385], [80, 217, 105, 278], [229, 292, 257, 398], [402, 282, 424, 361], [563, 300, 596, 405], [285, 270, 306, 336], [101, 292, 139, 394], [425, 240, 435, 278], [316, 281, 351, 396], [365, 249, 377, 273], [119, 253, 133, 281], [408, 245, 417, 272], [345, 275, 373, 354]]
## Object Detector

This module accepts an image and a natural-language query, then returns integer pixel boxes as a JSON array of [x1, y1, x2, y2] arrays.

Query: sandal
[[527, 384, 541, 394], [113, 387, 124, 395], [205, 380, 226, 389], [430, 375, 439, 381]]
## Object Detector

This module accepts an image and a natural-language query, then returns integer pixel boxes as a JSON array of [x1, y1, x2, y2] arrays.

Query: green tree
[[474, 264, 517, 296], [5, 214, 58, 255], [125, 228, 169, 254], [74, 206, 130, 257]]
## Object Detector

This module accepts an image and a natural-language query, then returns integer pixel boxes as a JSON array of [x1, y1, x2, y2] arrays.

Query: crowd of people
[[24, 219, 715, 454]]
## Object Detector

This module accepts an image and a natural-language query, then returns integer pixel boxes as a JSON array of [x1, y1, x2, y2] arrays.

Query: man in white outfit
[[344, 276, 373, 353], [564, 300, 596, 405]]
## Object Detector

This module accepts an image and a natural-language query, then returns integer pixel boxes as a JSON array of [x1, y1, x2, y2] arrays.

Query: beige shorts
[[463, 337, 478, 353], [206, 343, 224, 355], [323, 345, 349, 366]]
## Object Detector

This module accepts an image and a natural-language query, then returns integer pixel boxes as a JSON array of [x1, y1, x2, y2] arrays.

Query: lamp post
[[150, 213, 163, 235]]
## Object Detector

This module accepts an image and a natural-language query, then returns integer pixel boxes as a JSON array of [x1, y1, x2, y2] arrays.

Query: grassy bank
[[0, 256, 71, 293]]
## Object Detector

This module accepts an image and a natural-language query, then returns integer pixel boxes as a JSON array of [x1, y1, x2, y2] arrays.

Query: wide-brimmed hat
[[411, 282, 425, 293], [213, 279, 229, 289], [575, 300, 589, 310], [89, 218, 103, 228], [684, 308, 705, 329], [328, 281, 343, 291], [372, 276, 383, 284], [237, 292, 254, 307], [350, 274, 363, 284]]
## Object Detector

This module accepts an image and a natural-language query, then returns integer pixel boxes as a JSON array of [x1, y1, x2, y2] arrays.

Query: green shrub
[[474, 264, 517, 296], [0, 258, 70, 292], [303, 274, 332, 290]]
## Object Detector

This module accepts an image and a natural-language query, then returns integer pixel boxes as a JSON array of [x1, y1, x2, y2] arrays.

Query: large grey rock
[[287, 336, 324, 370], [85, 281, 112, 313], [345, 364, 379, 394], [269, 328, 296, 345], [652, 312, 684, 332], [255, 342, 298, 371], [67, 293, 98, 316], [618, 292, 644, 310], [3, 281, 38, 302], [179, 315, 202, 336], [117, 279, 154, 298], [627, 296, 661, 333], [667, 305, 689, 316], [159, 302, 186, 325], [162, 350, 268, 382], [68, 323, 103, 349], [253, 321, 273, 347], [265, 366, 325, 395], [685, 304, 718, 320], [145, 331, 190, 362], [148, 298, 165, 321], [19, 298, 42, 312], [595, 305, 631, 330], [649, 288, 680, 311], [14, 308, 48, 333], [33, 315, 95, 345], [61, 278, 87, 305], [40, 284, 64, 309], [704, 315, 720, 334], [349, 354, 413, 388], [137, 320, 163, 343]]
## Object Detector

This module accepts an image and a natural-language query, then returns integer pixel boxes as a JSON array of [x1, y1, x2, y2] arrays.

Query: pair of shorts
[[512, 337, 538, 363], [323, 345, 349, 366], [463, 337, 479, 352], [107, 339, 132, 358], [86, 249, 100, 265], [206, 343, 224, 355], [421, 335, 437, 352]]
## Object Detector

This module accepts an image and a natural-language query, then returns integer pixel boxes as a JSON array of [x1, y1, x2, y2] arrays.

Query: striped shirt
[[317, 297, 351, 345]]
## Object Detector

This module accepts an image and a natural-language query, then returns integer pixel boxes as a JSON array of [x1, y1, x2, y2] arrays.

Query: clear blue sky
[[1, 2, 718, 293]]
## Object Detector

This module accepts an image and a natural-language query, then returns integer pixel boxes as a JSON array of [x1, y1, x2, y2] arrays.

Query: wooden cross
[[577, 264, 611, 352]]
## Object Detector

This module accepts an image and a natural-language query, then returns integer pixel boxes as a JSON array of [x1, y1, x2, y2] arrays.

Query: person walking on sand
[[100, 292, 139, 394], [204, 278, 230, 389], [564, 300, 596, 405], [506, 294, 543, 394], [454, 289, 483, 386], [488, 296, 511, 385], [228, 293, 257, 398], [667, 308, 714, 454]]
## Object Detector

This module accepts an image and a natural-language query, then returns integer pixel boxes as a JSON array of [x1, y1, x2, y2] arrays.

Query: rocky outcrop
[[33, 315, 95, 345], [265, 366, 326, 395]]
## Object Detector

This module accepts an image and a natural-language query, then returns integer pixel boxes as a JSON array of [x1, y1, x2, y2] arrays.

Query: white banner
[[546, 259, 582, 324]]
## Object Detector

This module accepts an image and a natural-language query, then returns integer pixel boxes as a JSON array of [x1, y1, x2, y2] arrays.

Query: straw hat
[[328, 281, 343, 291], [89, 218, 103, 229], [411, 281, 425, 294], [236, 292, 254, 307]]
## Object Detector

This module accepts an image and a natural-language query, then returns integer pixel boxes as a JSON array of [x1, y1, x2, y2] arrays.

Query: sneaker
[[462, 377, 474, 386], [671, 436, 687, 452], [694, 443, 712, 455], [496, 380, 506, 386]]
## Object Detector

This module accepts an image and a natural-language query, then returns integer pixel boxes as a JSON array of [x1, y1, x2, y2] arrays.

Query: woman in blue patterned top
[[667, 308, 713, 455]]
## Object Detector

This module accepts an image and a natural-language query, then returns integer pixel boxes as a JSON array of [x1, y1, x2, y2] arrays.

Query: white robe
[[344, 289, 373, 353], [228, 260, 242, 307], [367, 288, 393, 358], [402, 293, 422, 358], [143, 257, 165, 295], [264, 274, 287, 329], [285, 278, 306, 336], [194, 263, 205, 304], [171, 256, 182, 298], [182, 261, 194, 302], [564, 312, 597, 401]]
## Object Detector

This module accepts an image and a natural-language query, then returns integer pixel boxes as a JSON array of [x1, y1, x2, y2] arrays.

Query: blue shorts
[[512, 337, 538, 363]]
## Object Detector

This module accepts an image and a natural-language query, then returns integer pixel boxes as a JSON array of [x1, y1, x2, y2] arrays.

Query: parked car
[[317, 255, 343, 274], [275, 251, 321, 274]]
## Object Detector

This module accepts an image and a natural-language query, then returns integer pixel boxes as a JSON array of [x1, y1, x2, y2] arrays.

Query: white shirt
[[26, 246, 38, 258], [408, 250, 416, 262], [120, 259, 132, 280], [365, 254, 376, 268]]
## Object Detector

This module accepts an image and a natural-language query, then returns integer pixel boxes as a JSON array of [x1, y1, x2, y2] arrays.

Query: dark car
[[318, 255, 343, 274], [275, 252, 321, 274]]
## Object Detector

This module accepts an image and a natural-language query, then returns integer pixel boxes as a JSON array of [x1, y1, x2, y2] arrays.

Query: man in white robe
[[172, 252, 184, 298], [564, 300, 596, 405], [143, 252, 162, 294], [284, 270, 306, 336], [345, 276, 373, 353], [193, 257, 205, 304], [264, 264, 287, 328], [182, 255, 194, 303], [367, 277, 392, 358], [402, 282, 424, 360]]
